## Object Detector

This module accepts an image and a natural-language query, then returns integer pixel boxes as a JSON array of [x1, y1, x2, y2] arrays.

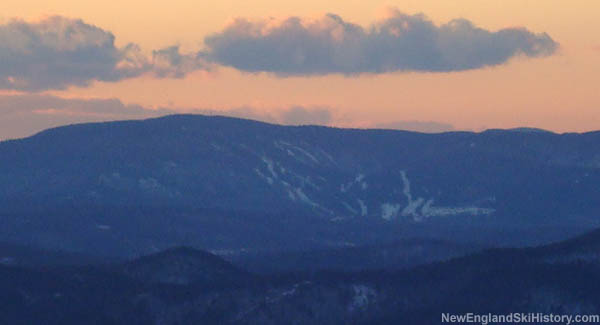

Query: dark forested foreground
[[3, 229, 600, 324]]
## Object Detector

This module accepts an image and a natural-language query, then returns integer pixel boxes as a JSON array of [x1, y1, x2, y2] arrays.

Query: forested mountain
[[1, 115, 599, 257]]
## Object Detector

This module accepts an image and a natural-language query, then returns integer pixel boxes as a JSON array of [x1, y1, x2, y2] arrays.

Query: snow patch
[[287, 189, 297, 201], [402, 197, 425, 219], [289, 171, 321, 190], [395, 171, 495, 222], [421, 199, 495, 218], [261, 157, 278, 179], [355, 174, 365, 182], [381, 203, 401, 221], [281, 287, 297, 297], [254, 168, 273, 185], [295, 188, 318, 207], [341, 173, 368, 193], [358, 199, 368, 216], [342, 202, 358, 215], [389, 170, 425, 220], [276, 141, 319, 164], [293, 146, 319, 164], [349, 285, 376, 312], [318, 148, 336, 165], [284, 184, 332, 214]]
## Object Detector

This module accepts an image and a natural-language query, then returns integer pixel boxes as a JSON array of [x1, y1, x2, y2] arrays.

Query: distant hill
[[121, 247, 252, 285], [0, 114, 599, 256]]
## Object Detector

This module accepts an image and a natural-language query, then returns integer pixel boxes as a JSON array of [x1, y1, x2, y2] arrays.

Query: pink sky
[[0, 0, 598, 140]]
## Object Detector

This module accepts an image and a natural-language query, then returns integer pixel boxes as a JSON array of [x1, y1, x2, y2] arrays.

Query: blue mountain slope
[[0, 114, 599, 256]]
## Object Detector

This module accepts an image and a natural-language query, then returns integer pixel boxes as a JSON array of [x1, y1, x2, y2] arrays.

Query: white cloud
[[0, 16, 210, 91], [203, 10, 558, 75]]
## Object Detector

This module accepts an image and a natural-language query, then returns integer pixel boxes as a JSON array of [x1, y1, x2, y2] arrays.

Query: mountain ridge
[[1, 114, 599, 257]]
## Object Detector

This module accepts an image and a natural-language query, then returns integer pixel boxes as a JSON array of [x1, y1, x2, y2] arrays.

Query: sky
[[0, 0, 598, 140]]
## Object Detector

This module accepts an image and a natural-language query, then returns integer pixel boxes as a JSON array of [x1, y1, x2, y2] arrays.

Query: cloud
[[0, 12, 558, 90], [375, 120, 455, 133], [0, 16, 209, 91], [152, 46, 210, 78], [204, 10, 558, 75]]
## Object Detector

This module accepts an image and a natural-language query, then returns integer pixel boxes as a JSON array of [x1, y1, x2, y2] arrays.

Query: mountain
[[120, 247, 251, 285], [3, 228, 600, 324], [1, 114, 600, 256]]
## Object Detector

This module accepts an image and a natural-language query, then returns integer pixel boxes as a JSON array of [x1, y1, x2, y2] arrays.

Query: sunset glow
[[1, 0, 598, 139]]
